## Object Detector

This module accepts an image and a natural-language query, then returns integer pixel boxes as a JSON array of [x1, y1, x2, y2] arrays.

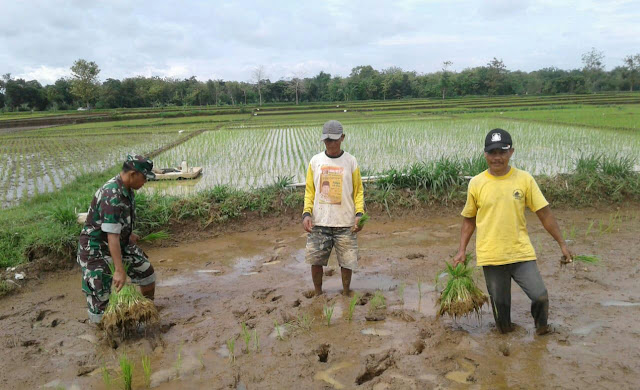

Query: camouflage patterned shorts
[[77, 244, 156, 323], [305, 226, 358, 270]]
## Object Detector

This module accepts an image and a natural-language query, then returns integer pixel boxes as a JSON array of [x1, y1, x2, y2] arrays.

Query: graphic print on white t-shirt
[[319, 166, 343, 205]]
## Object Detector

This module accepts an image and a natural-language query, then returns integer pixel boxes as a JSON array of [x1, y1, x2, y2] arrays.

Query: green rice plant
[[436, 254, 488, 320], [274, 320, 284, 340], [227, 337, 236, 363], [241, 322, 252, 354], [323, 304, 335, 327], [585, 220, 595, 236], [175, 346, 182, 376], [103, 262, 159, 338], [141, 355, 152, 388], [357, 213, 370, 228], [139, 230, 170, 242], [119, 354, 133, 390], [292, 313, 314, 332], [397, 282, 406, 303], [573, 255, 601, 264], [253, 329, 259, 351], [101, 364, 112, 389], [347, 293, 359, 322], [369, 291, 386, 313]]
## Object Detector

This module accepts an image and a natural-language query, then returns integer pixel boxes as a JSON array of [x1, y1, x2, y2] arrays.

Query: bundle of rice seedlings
[[357, 213, 370, 229], [573, 255, 600, 264], [436, 254, 488, 320], [139, 231, 170, 243], [102, 263, 159, 338]]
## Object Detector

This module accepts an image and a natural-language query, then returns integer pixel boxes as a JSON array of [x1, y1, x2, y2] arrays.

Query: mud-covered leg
[[79, 256, 111, 324], [123, 244, 156, 300], [340, 267, 352, 296], [483, 265, 514, 334], [312, 265, 324, 296], [334, 227, 358, 296]]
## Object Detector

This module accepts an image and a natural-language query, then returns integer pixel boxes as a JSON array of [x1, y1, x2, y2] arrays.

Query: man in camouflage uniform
[[77, 155, 157, 324]]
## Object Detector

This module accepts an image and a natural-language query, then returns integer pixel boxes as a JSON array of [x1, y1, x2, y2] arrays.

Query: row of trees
[[2, 49, 640, 112]]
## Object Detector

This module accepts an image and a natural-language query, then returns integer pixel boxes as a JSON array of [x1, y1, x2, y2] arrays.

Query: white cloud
[[15, 66, 69, 85]]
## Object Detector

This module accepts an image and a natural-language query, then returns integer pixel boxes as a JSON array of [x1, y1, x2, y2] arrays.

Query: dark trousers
[[482, 260, 549, 333]]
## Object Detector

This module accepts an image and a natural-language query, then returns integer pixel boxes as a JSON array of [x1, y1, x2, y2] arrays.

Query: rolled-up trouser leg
[[483, 264, 513, 333], [122, 244, 156, 286], [511, 260, 548, 330]]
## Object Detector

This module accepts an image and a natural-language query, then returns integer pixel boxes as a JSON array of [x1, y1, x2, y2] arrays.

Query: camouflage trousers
[[77, 244, 156, 323], [305, 226, 359, 270]]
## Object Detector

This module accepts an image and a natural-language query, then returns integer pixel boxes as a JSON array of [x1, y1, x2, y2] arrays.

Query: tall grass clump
[[102, 263, 159, 339], [436, 254, 488, 320]]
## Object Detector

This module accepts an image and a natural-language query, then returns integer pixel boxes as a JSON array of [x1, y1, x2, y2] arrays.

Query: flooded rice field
[[1, 207, 639, 389]]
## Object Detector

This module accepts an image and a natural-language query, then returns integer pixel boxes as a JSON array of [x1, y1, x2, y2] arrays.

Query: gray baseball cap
[[321, 120, 344, 141]]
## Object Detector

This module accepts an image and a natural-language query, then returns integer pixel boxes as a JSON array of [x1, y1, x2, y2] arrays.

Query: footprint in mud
[[313, 361, 353, 389], [315, 343, 331, 362], [445, 358, 477, 384], [356, 349, 396, 385]]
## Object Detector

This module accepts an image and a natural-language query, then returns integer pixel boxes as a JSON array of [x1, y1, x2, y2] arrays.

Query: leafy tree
[[623, 54, 640, 91], [440, 61, 453, 99], [70, 59, 100, 108]]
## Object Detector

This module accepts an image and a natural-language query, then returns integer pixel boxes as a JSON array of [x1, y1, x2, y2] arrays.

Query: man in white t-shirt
[[302, 120, 365, 296]]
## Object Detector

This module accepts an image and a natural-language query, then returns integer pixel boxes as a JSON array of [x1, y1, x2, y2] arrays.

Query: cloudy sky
[[2, 0, 638, 85]]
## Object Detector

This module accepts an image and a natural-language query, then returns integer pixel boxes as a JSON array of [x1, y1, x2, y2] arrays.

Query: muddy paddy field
[[1, 207, 640, 389]]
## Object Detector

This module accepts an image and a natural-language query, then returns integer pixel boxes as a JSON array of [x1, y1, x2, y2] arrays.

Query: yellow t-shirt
[[461, 167, 549, 266]]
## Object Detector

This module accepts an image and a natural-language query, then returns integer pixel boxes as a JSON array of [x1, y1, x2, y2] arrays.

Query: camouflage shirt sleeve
[[99, 189, 123, 234]]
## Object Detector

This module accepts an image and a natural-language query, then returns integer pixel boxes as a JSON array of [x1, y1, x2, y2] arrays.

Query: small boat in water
[[151, 161, 203, 181]]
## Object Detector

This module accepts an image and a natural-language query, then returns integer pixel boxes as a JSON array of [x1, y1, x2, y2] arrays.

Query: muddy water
[[1, 208, 640, 389]]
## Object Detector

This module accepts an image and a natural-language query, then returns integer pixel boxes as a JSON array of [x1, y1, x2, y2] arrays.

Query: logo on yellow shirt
[[513, 189, 523, 200]]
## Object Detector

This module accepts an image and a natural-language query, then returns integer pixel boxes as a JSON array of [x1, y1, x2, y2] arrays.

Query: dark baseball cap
[[484, 128, 513, 152], [124, 155, 156, 180], [321, 120, 344, 141]]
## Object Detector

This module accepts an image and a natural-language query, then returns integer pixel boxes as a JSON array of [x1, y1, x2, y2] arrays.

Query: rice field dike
[[1, 93, 640, 278]]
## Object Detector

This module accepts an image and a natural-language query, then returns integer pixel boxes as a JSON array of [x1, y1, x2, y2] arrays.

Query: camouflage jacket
[[77, 175, 136, 259]]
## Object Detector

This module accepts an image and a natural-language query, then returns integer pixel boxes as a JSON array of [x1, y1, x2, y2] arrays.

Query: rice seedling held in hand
[[323, 304, 335, 327], [141, 354, 152, 388], [436, 253, 488, 320], [119, 354, 133, 390], [101, 262, 159, 339], [139, 230, 170, 243], [241, 323, 252, 354], [573, 255, 601, 264], [347, 293, 359, 322], [357, 213, 370, 229]]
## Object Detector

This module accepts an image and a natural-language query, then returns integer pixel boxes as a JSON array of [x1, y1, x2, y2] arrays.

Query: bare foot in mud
[[536, 324, 563, 336], [342, 289, 353, 297]]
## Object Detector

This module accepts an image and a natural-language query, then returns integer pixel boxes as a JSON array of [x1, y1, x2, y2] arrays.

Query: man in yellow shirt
[[453, 128, 573, 335], [302, 120, 365, 296]]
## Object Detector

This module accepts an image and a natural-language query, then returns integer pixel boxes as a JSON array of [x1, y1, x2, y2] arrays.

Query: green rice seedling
[[436, 254, 488, 320], [323, 304, 335, 327], [241, 323, 252, 354], [357, 213, 370, 229], [347, 293, 359, 322], [292, 313, 314, 332], [141, 355, 152, 388], [569, 225, 577, 240], [101, 363, 112, 389], [119, 354, 133, 390], [585, 220, 595, 236], [417, 279, 423, 312], [573, 255, 601, 264], [253, 329, 259, 351], [139, 230, 170, 243], [102, 263, 159, 339], [397, 282, 406, 303], [174, 346, 183, 376], [227, 337, 236, 363], [274, 320, 284, 340], [369, 291, 386, 313]]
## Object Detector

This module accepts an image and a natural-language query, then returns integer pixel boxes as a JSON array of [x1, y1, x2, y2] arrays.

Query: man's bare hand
[[452, 251, 466, 266], [352, 216, 362, 233], [112, 268, 127, 292], [560, 244, 574, 264], [303, 216, 313, 233], [129, 233, 140, 245]]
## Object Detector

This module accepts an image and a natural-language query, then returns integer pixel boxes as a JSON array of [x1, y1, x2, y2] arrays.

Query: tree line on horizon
[[1, 49, 639, 112]]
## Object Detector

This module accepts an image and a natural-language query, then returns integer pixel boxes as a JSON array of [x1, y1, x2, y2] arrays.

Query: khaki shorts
[[305, 226, 358, 270]]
